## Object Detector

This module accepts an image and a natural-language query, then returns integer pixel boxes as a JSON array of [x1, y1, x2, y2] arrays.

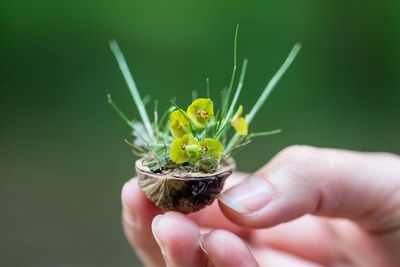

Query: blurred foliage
[[0, 0, 399, 266]]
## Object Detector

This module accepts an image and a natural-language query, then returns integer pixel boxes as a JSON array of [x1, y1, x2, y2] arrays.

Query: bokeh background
[[1, 1, 399, 266]]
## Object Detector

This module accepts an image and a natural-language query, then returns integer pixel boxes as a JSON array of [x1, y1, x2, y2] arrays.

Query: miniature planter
[[136, 157, 235, 213], [109, 26, 301, 213]]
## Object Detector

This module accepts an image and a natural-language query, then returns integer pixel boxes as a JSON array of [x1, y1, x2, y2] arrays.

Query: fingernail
[[152, 215, 175, 267], [198, 233, 209, 255], [122, 208, 137, 226], [121, 181, 137, 226], [151, 215, 164, 245], [219, 176, 273, 213], [152, 215, 172, 265]]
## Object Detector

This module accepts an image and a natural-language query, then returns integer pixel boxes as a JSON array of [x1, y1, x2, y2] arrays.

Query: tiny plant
[[109, 26, 301, 174]]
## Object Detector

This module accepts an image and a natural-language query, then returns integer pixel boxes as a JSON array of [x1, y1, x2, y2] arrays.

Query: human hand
[[121, 145, 400, 267]]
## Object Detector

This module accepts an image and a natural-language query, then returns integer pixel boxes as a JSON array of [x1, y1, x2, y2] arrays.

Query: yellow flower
[[170, 134, 201, 164], [169, 109, 190, 138], [231, 105, 248, 135], [187, 98, 214, 128], [200, 138, 224, 159]]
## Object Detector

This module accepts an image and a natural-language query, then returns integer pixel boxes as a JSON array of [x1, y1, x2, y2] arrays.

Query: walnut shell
[[136, 158, 235, 213]]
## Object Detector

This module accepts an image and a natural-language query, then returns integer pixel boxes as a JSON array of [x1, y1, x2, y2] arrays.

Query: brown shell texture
[[136, 158, 235, 213]]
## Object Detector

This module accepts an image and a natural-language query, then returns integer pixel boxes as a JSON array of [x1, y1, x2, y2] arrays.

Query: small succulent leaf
[[169, 109, 190, 138], [187, 98, 214, 128], [231, 117, 248, 135], [200, 138, 224, 159], [231, 105, 248, 136]]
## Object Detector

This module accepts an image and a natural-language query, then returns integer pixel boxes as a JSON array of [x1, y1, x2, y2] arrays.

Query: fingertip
[[218, 199, 250, 226], [217, 180, 275, 229], [121, 177, 162, 230], [120, 178, 166, 267], [152, 212, 206, 266], [152, 212, 200, 249], [121, 178, 137, 207], [218, 188, 318, 229], [199, 229, 258, 267]]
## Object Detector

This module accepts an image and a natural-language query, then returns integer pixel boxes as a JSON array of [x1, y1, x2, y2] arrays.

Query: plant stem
[[226, 58, 248, 119], [248, 129, 281, 138], [206, 78, 210, 98], [107, 94, 134, 129], [109, 40, 155, 141], [224, 43, 301, 155], [227, 25, 239, 95], [246, 43, 301, 124], [191, 90, 198, 101], [221, 25, 239, 120], [158, 106, 174, 130], [216, 58, 248, 138], [154, 99, 159, 140]]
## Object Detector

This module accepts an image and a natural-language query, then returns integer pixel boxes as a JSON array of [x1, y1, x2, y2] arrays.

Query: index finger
[[219, 146, 400, 232], [121, 178, 165, 267]]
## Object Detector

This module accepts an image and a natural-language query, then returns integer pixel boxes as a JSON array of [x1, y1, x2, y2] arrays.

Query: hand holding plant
[[109, 26, 301, 212], [122, 146, 400, 267]]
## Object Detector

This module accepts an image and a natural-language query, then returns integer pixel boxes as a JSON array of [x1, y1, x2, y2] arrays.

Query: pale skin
[[121, 145, 400, 267]]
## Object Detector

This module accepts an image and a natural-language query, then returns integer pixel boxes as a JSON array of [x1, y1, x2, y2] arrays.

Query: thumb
[[218, 145, 400, 232]]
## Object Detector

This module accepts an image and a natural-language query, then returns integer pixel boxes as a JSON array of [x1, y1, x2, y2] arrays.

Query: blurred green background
[[1, 0, 399, 266]]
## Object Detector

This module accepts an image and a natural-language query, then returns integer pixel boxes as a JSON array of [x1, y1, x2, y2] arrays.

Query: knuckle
[[207, 229, 235, 244], [374, 151, 400, 161], [275, 145, 318, 165], [264, 145, 325, 183]]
